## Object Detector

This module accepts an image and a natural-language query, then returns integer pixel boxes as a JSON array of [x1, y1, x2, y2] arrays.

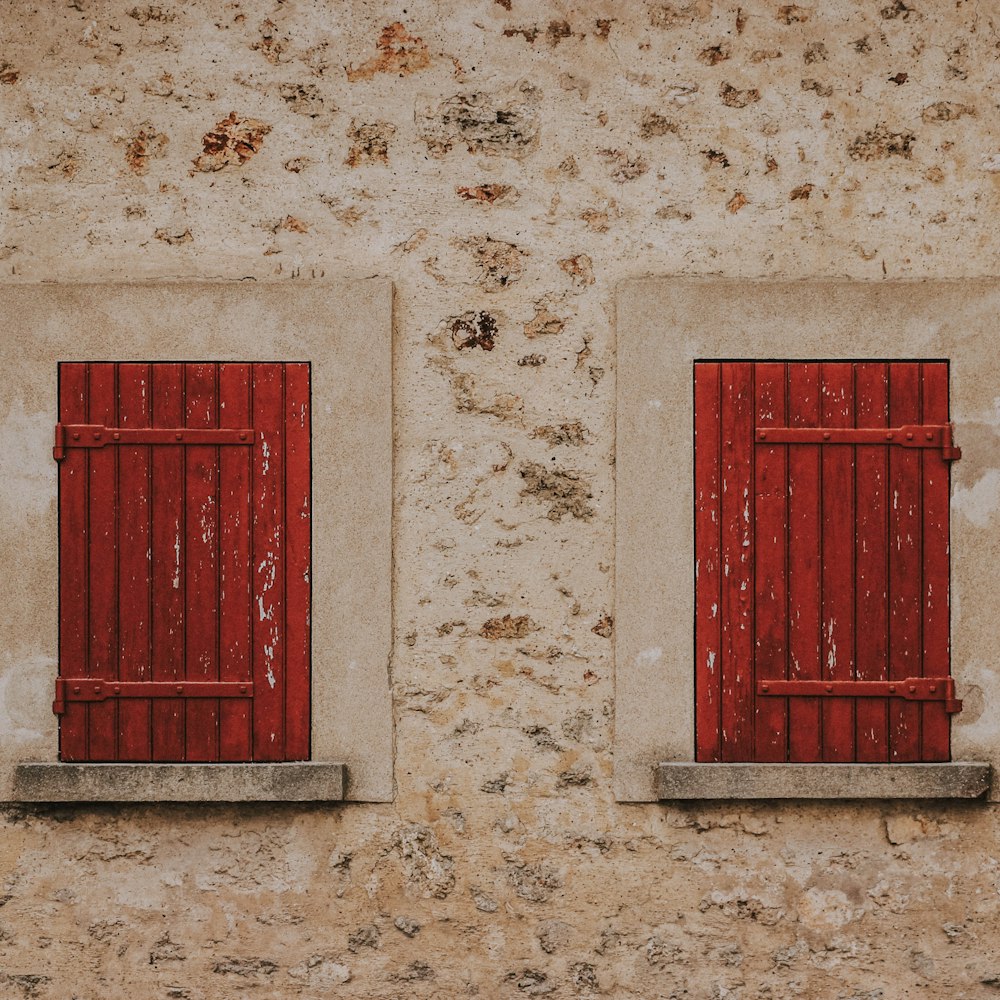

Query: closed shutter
[[694, 361, 960, 763], [55, 362, 311, 762]]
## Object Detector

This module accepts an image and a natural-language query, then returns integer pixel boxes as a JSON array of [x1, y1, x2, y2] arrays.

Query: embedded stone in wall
[[418, 82, 541, 159], [278, 82, 327, 118], [192, 112, 271, 172], [120, 123, 168, 175], [345, 120, 396, 166], [531, 421, 589, 447], [519, 462, 594, 521], [448, 311, 498, 351], [558, 254, 594, 286], [346, 22, 431, 82], [461, 235, 525, 290], [719, 82, 761, 108], [523, 303, 564, 338], [456, 183, 517, 205], [848, 124, 916, 160], [393, 825, 456, 899]]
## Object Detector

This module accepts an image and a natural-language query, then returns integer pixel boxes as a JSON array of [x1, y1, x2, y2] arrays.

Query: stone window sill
[[10, 762, 346, 803], [657, 762, 991, 800]]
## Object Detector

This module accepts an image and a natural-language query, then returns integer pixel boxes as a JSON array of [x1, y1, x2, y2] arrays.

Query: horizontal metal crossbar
[[756, 677, 962, 714], [53, 678, 254, 715], [754, 423, 960, 460], [53, 423, 255, 461]]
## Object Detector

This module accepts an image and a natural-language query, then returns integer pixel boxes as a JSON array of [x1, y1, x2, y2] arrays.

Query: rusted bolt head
[[94, 431, 101, 440], [906, 432, 913, 440], [73, 686, 80, 694], [825, 684, 833, 692], [886, 432, 894, 440], [72, 432, 80, 441], [822, 432, 831, 440], [239, 432, 247, 441], [909, 684, 917, 693], [762, 683, 769, 692], [176, 685, 183, 693], [929, 684, 937, 693], [925, 432, 933, 441], [889, 684, 896, 693], [113, 432, 120, 440], [175, 432, 183, 441]]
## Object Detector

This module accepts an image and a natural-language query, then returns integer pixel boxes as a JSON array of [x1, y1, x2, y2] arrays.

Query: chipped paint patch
[[952, 469, 1000, 528], [0, 403, 55, 513]]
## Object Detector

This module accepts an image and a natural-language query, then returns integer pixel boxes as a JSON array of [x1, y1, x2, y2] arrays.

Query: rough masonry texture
[[2, 1, 1000, 998]]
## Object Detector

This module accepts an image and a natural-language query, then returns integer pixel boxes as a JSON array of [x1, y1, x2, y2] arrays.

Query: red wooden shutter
[[694, 361, 959, 763], [56, 362, 311, 763]]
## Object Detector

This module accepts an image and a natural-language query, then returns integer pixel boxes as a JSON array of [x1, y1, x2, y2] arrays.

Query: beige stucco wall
[[3, 2, 1000, 997]]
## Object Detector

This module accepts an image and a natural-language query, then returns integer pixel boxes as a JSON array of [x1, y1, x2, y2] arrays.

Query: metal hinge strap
[[755, 423, 961, 461], [53, 424, 255, 461], [757, 677, 962, 714], [53, 679, 254, 715]]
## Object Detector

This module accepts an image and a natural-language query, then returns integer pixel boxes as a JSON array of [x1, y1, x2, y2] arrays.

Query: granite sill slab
[[9, 762, 346, 803], [657, 762, 991, 800]]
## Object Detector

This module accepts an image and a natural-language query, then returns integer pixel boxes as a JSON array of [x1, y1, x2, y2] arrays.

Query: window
[[694, 360, 958, 764], [615, 280, 992, 801], [55, 362, 311, 763], [0, 281, 392, 803]]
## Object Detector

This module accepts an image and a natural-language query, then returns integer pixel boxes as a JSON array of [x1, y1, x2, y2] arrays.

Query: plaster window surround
[[614, 279, 996, 802], [0, 282, 394, 803]]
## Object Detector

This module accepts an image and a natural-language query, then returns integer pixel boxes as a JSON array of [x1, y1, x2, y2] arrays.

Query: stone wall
[[2, 1, 1000, 996]]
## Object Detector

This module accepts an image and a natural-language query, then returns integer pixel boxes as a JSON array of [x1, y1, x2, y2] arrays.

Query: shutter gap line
[[782, 363, 788, 762], [749, 362, 756, 762], [918, 363, 925, 761], [282, 364, 288, 761], [716, 362, 722, 760], [215, 363, 221, 762], [247, 365, 254, 759]]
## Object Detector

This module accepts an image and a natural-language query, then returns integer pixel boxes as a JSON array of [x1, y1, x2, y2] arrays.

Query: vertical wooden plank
[[116, 363, 152, 760], [854, 363, 890, 761], [753, 363, 788, 761], [786, 363, 823, 762], [820, 363, 856, 761], [87, 362, 118, 760], [921, 362, 951, 761], [719, 362, 754, 761], [284, 363, 312, 760], [218, 363, 253, 762], [252, 363, 285, 761], [888, 362, 922, 761], [58, 363, 89, 762], [694, 363, 723, 762], [184, 363, 220, 762], [150, 364, 186, 760]]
